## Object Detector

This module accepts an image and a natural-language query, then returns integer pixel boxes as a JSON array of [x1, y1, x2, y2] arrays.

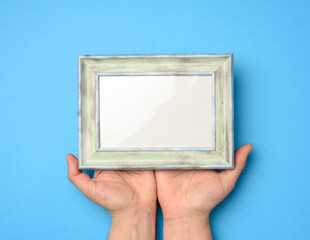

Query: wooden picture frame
[[78, 54, 233, 169]]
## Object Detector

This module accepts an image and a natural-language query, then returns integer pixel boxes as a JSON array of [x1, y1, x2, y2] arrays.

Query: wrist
[[163, 215, 212, 240], [111, 201, 157, 220], [162, 210, 210, 223], [108, 206, 156, 240], [111, 209, 156, 223]]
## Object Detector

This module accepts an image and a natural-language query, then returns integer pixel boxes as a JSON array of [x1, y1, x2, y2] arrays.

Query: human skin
[[66, 155, 157, 240], [155, 143, 253, 240], [66, 143, 252, 240]]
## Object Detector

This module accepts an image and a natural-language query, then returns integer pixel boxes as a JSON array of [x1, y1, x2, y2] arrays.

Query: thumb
[[66, 154, 92, 197], [220, 144, 252, 186]]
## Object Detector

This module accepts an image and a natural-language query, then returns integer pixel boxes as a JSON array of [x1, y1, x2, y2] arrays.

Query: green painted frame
[[78, 54, 233, 169]]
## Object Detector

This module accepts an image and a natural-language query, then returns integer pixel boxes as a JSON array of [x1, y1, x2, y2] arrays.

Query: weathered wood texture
[[78, 54, 233, 169]]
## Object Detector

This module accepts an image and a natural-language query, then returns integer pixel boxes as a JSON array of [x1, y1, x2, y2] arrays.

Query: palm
[[156, 144, 252, 220], [66, 155, 157, 216], [88, 170, 156, 213], [156, 170, 230, 219]]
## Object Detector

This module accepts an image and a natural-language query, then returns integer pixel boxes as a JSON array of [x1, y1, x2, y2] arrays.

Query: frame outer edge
[[77, 53, 233, 59], [78, 164, 236, 170], [78, 53, 234, 169], [230, 54, 234, 168], [78, 56, 82, 169]]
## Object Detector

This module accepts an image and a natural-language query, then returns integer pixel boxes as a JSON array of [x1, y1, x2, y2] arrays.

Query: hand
[[66, 154, 157, 240], [155, 144, 252, 240]]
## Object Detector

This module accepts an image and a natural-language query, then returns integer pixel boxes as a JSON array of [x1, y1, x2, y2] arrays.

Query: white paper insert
[[99, 75, 214, 149]]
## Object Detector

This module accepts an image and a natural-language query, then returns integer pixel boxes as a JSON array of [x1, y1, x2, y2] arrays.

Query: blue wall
[[1, 0, 309, 239]]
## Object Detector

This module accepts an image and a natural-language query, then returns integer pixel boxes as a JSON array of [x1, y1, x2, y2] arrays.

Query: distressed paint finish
[[78, 54, 233, 169]]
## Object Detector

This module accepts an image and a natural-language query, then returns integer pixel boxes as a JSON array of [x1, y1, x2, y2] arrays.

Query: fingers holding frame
[[220, 144, 253, 187], [66, 154, 92, 197], [66, 145, 252, 200]]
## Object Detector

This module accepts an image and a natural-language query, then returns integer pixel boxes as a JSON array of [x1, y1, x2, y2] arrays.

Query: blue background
[[1, 0, 310, 239]]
